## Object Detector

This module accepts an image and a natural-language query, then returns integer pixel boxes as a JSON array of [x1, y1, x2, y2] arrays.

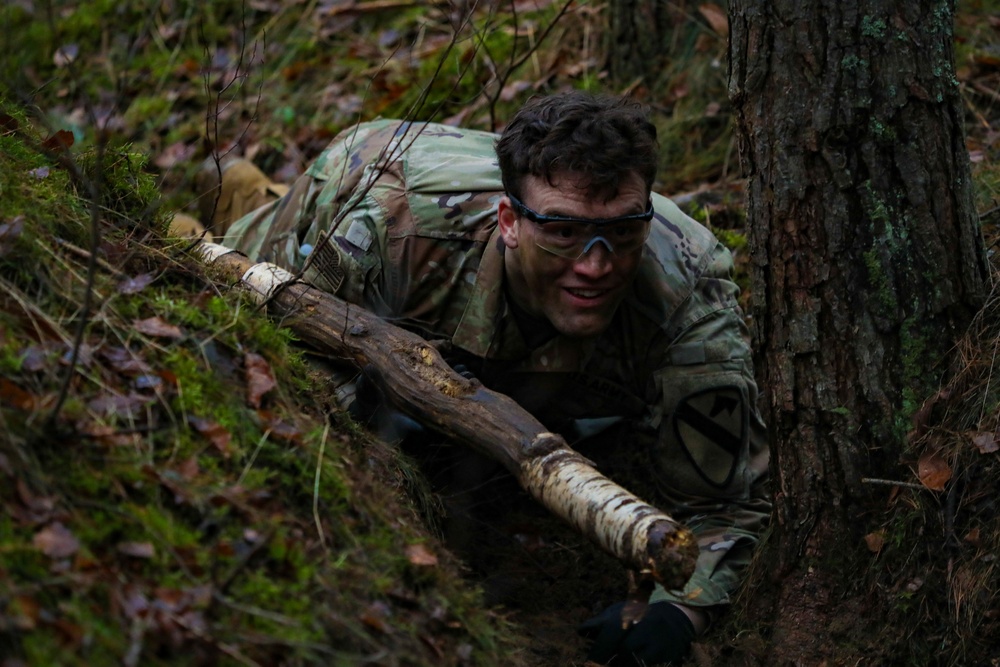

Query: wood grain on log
[[197, 242, 699, 589]]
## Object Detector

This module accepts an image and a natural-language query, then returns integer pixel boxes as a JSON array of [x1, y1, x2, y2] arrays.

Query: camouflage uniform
[[225, 120, 770, 610]]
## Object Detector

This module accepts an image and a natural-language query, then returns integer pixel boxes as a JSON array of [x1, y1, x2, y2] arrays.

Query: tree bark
[[729, 1, 987, 662], [606, 0, 678, 87], [196, 242, 699, 590]]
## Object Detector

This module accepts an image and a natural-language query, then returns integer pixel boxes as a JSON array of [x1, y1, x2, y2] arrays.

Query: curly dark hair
[[495, 91, 658, 202]]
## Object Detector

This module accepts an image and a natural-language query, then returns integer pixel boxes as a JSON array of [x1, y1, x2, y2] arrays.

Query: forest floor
[[3, 1, 1000, 666]]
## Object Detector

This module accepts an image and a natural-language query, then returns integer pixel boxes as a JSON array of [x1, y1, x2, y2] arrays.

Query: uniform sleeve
[[647, 243, 770, 610], [222, 123, 395, 307]]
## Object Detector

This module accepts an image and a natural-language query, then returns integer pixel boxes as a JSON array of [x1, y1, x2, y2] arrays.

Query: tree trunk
[[728, 1, 987, 662], [606, 0, 679, 87]]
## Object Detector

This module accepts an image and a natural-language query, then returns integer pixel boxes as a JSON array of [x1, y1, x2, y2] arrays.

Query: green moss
[[869, 117, 896, 143], [0, 342, 25, 374], [863, 247, 898, 315], [861, 16, 888, 39], [124, 95, 174, 133]]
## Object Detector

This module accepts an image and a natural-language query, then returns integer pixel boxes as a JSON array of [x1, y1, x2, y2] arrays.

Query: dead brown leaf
[[118, 584, 150, 619], [10, 595, 40, 630], [258, 410, 302, 443], [864, 531, 885, 554], [910, 388, 952, 441], [60, 343, 95, 368], [698, 3, 729, 37], [77, 420, 142, 447], [245, 352, 276, 408], [0, 378, 36, 411], [118, 541, 156, 558], [971, 431, 1000, 454], [405, 542, 438, 567], [177, 456, 200, 480], [21, 345, 49, 372], [100, 346, 153, 375], [133, 316, 183, 339], [86, 391, 151, 419], [360, 601, 391, 634], [41, 129, 74, 152], [917, 450, 952, 491], [0, 215, 25, 258], [153, 141, 196, 170], [15, 478, 56, 525], [117, 273, 155, 295], [188, 415, 232, 457], [33, 522, 80, 559], [49, 617, 84, 648]]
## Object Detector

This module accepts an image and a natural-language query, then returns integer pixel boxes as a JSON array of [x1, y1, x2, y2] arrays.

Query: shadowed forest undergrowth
[[2, 1, 1000, 665]]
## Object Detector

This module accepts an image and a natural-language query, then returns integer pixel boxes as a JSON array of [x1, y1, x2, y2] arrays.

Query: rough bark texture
[[606, 0, 678, 86], [197, 243, 699, 590], [728, 1, 987, 662]]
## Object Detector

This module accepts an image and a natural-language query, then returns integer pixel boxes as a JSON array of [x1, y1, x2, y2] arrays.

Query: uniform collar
[[452, 228, 596, 370]]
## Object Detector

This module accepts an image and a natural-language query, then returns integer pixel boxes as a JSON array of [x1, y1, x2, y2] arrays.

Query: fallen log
[[196, 242, 699, 590]]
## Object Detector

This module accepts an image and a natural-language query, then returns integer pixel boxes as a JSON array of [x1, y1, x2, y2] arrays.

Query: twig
[[217, 526, 276, 595], [861, 477, 927, 491], [36, 0, 109, 428], [969, 79, 1000, 105], [313, 420, 331, 552], [164, 607, 263, 667], [237, 428, 273, 485], [53, 237, 128, 278], [324, 0, 449, 15], [212, 591, 302, 628]]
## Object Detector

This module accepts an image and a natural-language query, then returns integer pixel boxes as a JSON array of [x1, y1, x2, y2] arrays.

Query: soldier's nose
[[574, 241, 614, 278]]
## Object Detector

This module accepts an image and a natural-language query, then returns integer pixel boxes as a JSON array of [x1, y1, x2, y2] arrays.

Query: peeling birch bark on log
[[196, 242, 699, 589]]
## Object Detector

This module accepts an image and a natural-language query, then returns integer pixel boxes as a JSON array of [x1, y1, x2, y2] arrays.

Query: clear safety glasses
[[507, 192, 654, 260]]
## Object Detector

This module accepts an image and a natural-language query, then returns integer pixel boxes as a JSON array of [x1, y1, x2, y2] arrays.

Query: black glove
[[578, 601, 696, 666], [348, 364, 424, 443]]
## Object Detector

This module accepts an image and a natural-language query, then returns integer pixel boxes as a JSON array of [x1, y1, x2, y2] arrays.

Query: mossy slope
[[0, 103, 523, 667]]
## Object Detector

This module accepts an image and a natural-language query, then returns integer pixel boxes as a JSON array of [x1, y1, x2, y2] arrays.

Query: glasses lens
[[604, 220, 650, 252], [533, 219, 650, 259]]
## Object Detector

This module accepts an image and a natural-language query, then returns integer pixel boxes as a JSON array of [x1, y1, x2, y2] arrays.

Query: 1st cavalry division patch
[[673, 387, 746, 488]]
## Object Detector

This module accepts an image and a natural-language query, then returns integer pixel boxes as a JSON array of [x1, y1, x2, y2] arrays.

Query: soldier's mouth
[[564, 287, 615, 304], [567, 288, 605, 298]]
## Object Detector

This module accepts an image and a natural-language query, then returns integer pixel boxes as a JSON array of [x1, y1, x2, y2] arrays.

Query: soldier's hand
[[348, 364, 424, 443], [451, 363, 477, 381], [578, 601, 697, 666]]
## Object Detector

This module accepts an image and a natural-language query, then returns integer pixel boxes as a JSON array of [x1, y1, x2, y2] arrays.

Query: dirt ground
[[396, 429, 690, 667]]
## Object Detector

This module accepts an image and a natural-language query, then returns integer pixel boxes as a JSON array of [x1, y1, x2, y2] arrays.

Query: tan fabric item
[[168, 212, 212, 241], [196, 159, 289, 237]]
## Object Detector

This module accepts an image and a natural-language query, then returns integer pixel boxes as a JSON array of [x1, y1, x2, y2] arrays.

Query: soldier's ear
[[498, 196, 520, 249]]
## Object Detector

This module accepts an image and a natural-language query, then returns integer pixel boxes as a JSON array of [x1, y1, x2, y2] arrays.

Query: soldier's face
[[498, 172, 647, 339]]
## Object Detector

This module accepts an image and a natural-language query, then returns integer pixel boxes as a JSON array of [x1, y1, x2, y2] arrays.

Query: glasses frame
[[506, 192, 654, 260], [506, 192, 655, 227]]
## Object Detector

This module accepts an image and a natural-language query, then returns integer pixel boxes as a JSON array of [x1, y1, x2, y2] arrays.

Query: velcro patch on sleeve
[[311, 236, 346, 294], [673, 387, 746, 488], [345, 217, 374, 251]]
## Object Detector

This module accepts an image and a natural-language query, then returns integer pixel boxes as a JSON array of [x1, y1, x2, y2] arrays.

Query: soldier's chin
[[552, 312, 615, 339]]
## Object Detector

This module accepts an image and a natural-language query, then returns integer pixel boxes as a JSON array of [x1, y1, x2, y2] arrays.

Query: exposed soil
[[392, 426, 698, 667]]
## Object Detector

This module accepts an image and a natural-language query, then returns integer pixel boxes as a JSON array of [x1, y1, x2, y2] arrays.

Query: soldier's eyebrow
[[544, 203, 648, 219]]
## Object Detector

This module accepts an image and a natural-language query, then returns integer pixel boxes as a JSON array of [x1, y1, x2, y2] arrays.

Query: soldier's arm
[[647, 241, 771, 613]]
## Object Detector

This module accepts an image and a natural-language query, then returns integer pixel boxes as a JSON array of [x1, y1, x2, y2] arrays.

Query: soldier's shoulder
[[398, 122, 503, 193], [307, 120, 503, 193], [629, 194, 733, 329], [645, 193, 723, 281]]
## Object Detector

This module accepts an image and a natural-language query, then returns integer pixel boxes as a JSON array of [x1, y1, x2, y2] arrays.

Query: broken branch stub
[[196, 243, 699, 589]]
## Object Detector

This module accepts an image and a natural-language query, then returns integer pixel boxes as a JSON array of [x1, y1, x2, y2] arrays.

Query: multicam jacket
[[224, 120, 770, 609]]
